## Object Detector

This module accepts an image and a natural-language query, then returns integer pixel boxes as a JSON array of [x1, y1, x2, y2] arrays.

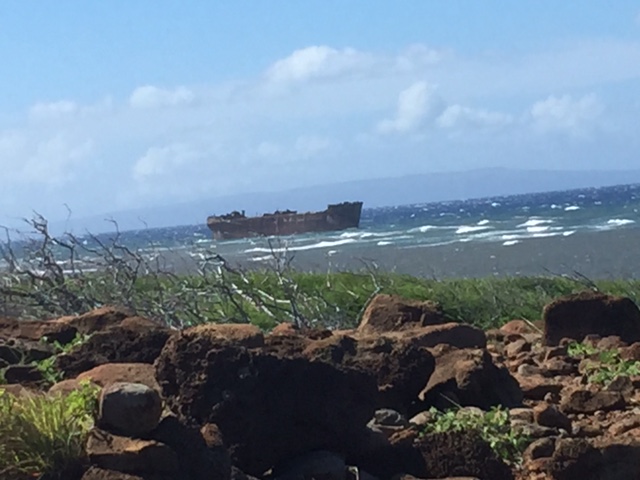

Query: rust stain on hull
[[206, 202, 363, 240]]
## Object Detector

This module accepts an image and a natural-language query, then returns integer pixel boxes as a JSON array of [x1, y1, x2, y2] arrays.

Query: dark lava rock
[[55, 325, 173, 378], [155, 328, 377, 476], [543, 291, 640, 346]]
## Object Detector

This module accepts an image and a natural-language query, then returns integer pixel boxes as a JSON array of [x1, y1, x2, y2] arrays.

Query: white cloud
[[129, 85, 195, 109], [377, 81, 444, 134], [29, 100, 78, 121], [265, 46, 374, 84], [437, 105, 513, 129], [132, 143, 201, 180], [529, 93, 603, 135], [0, 130, 93, 186]]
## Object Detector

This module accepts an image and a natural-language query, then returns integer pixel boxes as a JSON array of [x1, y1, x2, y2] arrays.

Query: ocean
[[5, 183, 640, 279]]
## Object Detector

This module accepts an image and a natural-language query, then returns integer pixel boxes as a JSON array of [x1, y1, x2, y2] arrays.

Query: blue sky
[[1, 1, 640, 224]]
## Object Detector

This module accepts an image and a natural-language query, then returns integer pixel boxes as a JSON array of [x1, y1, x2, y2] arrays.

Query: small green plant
[[0, 380, 99, 478], [567, 341, 598, 358], [32, 333, 92, 386], [420, 406, 530, 465], [567, 341, 640, 385]]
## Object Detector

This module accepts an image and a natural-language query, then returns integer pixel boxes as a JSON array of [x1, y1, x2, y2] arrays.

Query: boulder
[[77, 363, 161, 392], [543, 292, 640, 346], [404, 430, 514, 480], [53, 306, 136, 335], [98, 382, 163, 436], [549, 437, 640, 480], [382, 323, 487, 350], [419, 346, 523, 410], [55, 323, 173, 378], [152, 415, 231, 480], [155, 327, 378, 476], [303, 334, 435, 413], [0, 337, 53, 364], [357, 294, 447, 333], [86, 429, 179, 475], [560, 388, 626, 414], [0, 316, 77, 344]]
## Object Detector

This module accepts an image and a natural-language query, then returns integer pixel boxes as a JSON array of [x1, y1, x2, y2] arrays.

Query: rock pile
[[2, 290, 640, 479]]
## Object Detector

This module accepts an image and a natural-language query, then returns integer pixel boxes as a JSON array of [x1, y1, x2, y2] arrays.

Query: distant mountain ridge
[[51, 167, 640, 234]]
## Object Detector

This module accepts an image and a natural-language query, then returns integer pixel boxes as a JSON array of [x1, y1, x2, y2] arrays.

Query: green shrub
[[419, 406, 530, 465], [0, 380, 99, 478], [568, 341, 640, 385]]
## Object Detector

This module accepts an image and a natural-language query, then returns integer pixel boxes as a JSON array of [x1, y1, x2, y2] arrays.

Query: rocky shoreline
[[3, 291, 640, 479]]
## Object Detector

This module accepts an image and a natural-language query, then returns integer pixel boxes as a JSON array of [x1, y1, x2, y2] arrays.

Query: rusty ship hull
[[207, 201, 363, 240]]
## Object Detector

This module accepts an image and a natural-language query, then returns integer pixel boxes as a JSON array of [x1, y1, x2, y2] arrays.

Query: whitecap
[[527, 226, 550, 233], [564, 205, 580, 211], [607, 219, 635, 226], [244, 238, 356, 254], [455, 225, 491, 234], [502, 240, 520, 246], [377, 240, 393, 246], [517, 218, 553, 228], [477, 219, 490, 225]]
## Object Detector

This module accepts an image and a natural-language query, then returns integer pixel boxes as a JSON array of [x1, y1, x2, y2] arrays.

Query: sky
[[1, 1, 640, 226]]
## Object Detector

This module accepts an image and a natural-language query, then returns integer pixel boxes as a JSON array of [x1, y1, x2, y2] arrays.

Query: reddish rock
[[303, 334, 435, 413], [49, 378, 99, 396], [357, 294, 447, 333], [505, 338, 531, 358], [549, 436, 640, 480], [534, 403, 572, 432], [409, 430, 514, 480], [543, 291, 640, 346], [513, 374, 563, 401], [86, 429, 179, 474], [0, 316, 77, 344], [55, 323, 173, 378], [501, 319, 540, 336], [385, 323, 487, 350], [420, 346, 523, 410], [77, 363, 160, 392], [185, 323, 265, 348], [155, 330, 377, 476], [620, 342, 640, 361], [54, 306, 135, 335], [560, 388, 626, 414]]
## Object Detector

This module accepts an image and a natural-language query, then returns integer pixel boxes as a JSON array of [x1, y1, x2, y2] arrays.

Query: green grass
[[419, 406, 531, 465], [0, 380, 99, 479], [4, 265, 640, 330]]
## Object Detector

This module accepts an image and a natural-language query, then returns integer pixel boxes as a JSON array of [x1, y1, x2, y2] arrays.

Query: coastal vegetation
[[2, 218, 640, 331], [0, 381, 99, 478]]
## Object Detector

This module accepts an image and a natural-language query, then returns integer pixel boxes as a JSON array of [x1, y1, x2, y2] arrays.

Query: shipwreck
[[206, 201, 364, 240]]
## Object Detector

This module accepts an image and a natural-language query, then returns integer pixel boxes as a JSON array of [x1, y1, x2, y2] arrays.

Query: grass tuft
[[0, 380, 99, 479]]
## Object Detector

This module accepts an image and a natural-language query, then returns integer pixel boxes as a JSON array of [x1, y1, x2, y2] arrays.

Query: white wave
[[563, 230, 576, 236], [477, 219, 490, 225], [408, 225, 440, 233], [491, 202, 501, 207], [527, 226, 551, 233], [564, 205, 580, 211], [607, 219, 635, 226], [377, 240, 393, 246], [245, 238, 356, 254], [456, 225, 491, 234], [501, 234, 519, 240], [517, 218, 553, 228], [502, 240, 520, 246]]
